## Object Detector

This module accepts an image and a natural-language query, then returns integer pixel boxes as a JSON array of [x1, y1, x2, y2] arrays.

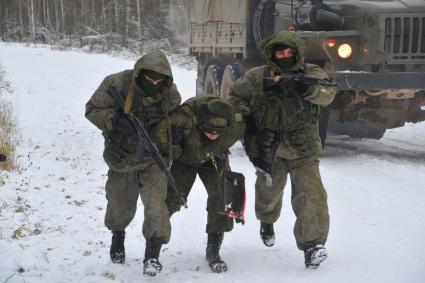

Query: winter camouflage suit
[[228, 31, 337, 252], [85, 50, 181, 246], [152, 95, 245, 234]]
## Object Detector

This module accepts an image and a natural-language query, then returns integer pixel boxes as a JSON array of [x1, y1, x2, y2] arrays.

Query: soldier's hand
[[112, 111, 136, 135], [260, 130, 276, 148], [259, 130, 277, 160], [171, 125, 184, 145]]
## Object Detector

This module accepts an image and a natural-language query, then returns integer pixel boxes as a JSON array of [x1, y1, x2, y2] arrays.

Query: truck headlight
[[337, 43, 352, 59]]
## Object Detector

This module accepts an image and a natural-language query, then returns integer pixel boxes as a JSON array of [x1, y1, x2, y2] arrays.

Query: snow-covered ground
[[0, 43, 424, 283]]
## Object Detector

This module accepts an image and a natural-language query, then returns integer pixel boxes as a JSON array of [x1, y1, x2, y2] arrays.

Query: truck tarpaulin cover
[[187, 0, 250, 24]]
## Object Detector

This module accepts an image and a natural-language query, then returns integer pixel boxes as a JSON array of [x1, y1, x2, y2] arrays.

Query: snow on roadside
[[0, 43, 424, 283]]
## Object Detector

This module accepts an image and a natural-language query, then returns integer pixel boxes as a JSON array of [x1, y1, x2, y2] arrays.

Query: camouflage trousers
[[104, 164, 171, 244], [166, 160, 233, 234], [255, 156, 329, 251]]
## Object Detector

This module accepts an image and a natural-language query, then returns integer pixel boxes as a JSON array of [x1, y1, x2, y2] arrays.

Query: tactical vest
[[249, 66, 321, 160], [103, 85, 171, 172]]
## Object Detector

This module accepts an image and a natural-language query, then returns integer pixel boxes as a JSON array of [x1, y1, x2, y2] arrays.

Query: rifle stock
[[108, 87, 187, 208]]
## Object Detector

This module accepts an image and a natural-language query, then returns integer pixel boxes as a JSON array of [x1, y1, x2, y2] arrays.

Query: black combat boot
[[304, 244, 328, 269], [143, 238, 163, 277], [110, 231, 125, 264], [260, 222, 275, 247], [205, 232, 228, 273]]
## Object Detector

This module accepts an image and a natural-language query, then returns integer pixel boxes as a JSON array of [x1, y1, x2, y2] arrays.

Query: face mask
[[136, 70, 167, 95], [273, 56, 296, 70]]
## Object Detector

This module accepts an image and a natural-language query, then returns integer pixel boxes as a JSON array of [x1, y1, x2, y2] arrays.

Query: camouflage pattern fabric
[[255, 154, 329, 250], [85, 50, 181, 243], [152, 95, 245, 233], [105, 164, 171, 243], [227, 31, 336, 251], [85, 50, 181, 172], [152, 95, 245, 167], [166, 160, 233, 233]]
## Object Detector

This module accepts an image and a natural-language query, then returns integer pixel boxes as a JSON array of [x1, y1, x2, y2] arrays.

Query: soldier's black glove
[[112, 111, 136, 135], [259, 129, 277, 162], [260, 130, 276, 152], [0, 154, 6, 162], [171, 125, 184, 145]]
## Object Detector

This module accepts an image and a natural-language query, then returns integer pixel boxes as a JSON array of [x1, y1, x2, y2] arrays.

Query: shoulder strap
[[124, 86, 135, 114]]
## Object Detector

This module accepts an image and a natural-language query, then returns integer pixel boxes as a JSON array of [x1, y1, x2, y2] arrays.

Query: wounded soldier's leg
[[198, 164, 233, 233]]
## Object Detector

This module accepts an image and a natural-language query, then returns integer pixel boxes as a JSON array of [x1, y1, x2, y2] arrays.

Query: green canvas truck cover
[[187, 0, 251, 24]]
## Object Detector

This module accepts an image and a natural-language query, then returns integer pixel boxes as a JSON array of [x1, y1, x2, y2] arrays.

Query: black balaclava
[[136, 69, 168, 96], [271, 44, 296, 71]]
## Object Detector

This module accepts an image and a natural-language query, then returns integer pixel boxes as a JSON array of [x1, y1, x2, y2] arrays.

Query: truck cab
[[188, 0, 425, 140]]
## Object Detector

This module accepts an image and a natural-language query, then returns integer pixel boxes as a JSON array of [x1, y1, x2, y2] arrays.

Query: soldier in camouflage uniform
[[85, 50, 181, 276], [152, 95, 245, 273], [227, 31, 337, 269]]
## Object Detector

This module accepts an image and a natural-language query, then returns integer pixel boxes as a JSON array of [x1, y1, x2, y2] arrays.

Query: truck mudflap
[[331, 71, 425, 90]]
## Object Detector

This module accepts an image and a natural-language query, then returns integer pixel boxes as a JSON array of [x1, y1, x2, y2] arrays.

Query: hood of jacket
[[132, 50, 173, 94], [257, 31, 305, 73]]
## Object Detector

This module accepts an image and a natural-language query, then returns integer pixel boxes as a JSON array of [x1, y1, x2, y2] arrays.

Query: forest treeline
[[0, 0, 188, 52]]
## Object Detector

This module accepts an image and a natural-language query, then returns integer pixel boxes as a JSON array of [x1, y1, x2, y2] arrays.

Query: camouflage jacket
[[152, 95, 245, 168], [85, 50, 181, 172], [228, 31, 337, 162]]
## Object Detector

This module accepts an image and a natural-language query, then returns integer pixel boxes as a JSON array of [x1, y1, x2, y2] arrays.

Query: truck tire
[[350, 126, 387, 139], [203, 64, 223, 96], [253, 0, 276, 44], [220, 64, 241, 99], [328, 120, 387, 139]]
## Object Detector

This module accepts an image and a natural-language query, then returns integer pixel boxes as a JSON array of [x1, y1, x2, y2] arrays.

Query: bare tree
[[0, 0, 186, 50], [29, 0, 35, 40]]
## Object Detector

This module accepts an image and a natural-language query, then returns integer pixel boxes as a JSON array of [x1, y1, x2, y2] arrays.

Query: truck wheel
[[352, 127, 386, 139], [203, 64, 223, 96], [220, 64, 240, 99], [253, 0, 276, 44], [328, 120, 387, 139]]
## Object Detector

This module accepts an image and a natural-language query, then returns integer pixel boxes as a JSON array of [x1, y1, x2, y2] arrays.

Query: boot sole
[[261, 235, 275, 247], [306, 249, 328, 269]]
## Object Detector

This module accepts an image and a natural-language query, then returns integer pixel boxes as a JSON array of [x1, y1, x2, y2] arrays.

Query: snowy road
[[0, 43, 424, 283]]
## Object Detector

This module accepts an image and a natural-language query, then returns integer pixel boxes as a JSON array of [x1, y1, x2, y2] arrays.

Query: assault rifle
[[263, 73, 337, 111], [108, 87, 187, 208]]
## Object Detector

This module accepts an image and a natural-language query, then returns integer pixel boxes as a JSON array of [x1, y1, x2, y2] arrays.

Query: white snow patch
[[0, 43, 424, 283]]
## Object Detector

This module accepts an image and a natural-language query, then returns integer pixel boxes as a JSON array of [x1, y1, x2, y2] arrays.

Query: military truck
[[188, 0, 425, 141]]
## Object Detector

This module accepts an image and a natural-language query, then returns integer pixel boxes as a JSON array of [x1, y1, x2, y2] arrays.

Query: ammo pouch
[[217, 169, 246, 223]]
